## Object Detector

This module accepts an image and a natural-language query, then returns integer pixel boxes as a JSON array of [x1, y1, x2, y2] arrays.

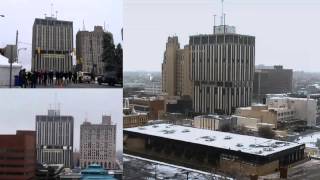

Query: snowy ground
[[294, 131, 320, 148], [123, 154, 232, 180]]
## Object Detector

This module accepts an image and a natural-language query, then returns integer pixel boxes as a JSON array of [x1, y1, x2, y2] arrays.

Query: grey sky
[[0, 89, 123, 151], [0, 0, 123, 70], [124, 0, 320, 72]]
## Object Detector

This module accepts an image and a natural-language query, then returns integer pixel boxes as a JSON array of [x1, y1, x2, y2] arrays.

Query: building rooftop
[[81, 164, 116, 180], [125, 124, 302, 156]]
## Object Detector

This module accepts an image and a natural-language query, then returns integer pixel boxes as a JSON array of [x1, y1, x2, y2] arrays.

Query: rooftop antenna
[[221, 0, 224, 25], [51, 3, 53, 18], [44, 13, 47, 18], [82, 20, 85, 31], [84, 112, 88, 122], [213, 14, 216, 34], [104, 21, 106, 31], [55, 11, 58, 19]]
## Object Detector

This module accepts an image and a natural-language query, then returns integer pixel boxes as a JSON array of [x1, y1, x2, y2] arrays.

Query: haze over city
[[124, 0, 320, 72]]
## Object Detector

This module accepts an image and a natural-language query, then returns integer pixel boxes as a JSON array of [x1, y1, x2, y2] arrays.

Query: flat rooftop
[[125, 124, 302, 156]]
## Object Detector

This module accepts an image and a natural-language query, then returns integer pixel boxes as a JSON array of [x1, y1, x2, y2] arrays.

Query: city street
[[35, 82, 122, 88], [11, 82, 122, 88]]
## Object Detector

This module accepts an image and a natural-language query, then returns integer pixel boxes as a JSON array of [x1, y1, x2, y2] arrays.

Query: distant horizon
[[123, 69, 320, 74], [124, 0, 320, 72]]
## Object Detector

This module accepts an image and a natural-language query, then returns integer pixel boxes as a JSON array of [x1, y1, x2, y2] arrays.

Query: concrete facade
[[76, 26, 105, 75], [80, 116, 117, 170], [162, 37, 193, 98], [36, 109, 74, 168], [235, 105, 278, 128], [253, 65, 293, 102], [267, 97, 317, 127], [32, 17, 73, 72], [193, 115, 237, 131], [191, 25, 255, 115]]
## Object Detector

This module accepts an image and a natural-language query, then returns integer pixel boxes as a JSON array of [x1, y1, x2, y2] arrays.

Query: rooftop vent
[[254, 150, 263, 154], [162, 130, 175, 134], [224, 136, 232, 140], [182, 129, 190, 133], [138, 127, 146, 130], [201, 136, 216, 142], [236, 143, 243, 147], [263, 147, 274, 152], [152, 125, 159, 128]]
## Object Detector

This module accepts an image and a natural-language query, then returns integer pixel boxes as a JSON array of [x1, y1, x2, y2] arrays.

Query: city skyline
[[0, 0, 123, 70], [124, 0, 320, 72], [0, 89, 123, 151]]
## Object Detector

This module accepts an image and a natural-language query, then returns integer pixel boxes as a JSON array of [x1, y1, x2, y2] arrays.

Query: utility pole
[[9, 30, 18, 88]]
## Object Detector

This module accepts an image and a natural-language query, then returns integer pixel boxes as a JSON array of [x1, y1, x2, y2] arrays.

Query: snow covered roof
[[0, 55, 9, 65], [125, 124, 303, 156], [0, 55, 22, 67]]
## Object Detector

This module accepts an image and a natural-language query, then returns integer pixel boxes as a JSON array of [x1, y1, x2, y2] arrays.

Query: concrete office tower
[[0, 131, 36, 180], [253, 65, 293, 102], [80, 115, 117, 169], [162, 37, 193, 98], [32, 17, 73, 72], [191, 25, 255, 115], [36, 109, 74, 168], [76, 26, 105, 75]]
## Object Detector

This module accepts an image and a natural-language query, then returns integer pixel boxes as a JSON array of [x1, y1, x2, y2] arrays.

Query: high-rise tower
[[32, 16, 73, 72], [35, 109, 74, 167]]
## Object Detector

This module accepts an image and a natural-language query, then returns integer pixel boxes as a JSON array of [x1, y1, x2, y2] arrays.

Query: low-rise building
[[235, 104, 279, 128], [266, 96, 317, 127], [124, 124, 305, 178], [124, 113, 149, 128], [193, 115, 237, 131], [0, 131, 36, 180]]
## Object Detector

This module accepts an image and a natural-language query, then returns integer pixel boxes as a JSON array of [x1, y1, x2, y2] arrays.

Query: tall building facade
[[76, 26, 105, 75], [0, 131, 36, 180], [191, 25, 255, 115], [32, 17, 73, 72], [80, 116, 117, 169], [253, 65, 293, 102], [36, 109, 74, 167], [162, 37, 193, 98]]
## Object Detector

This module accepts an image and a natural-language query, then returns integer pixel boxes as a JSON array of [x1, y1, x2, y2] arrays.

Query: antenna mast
[[82, 20, 85, 31], [221, 0, 224, 25], [213, 14, 216, 34], [51, 3, 53, 18]]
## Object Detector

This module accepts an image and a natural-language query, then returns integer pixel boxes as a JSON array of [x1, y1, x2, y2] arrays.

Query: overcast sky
[[0, 89, 123, 151], [124, 0, 320, 72], [0, 0, 123, 70]]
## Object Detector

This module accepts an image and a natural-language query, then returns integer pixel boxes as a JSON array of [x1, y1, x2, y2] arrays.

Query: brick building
[[0, 131, 36, 180]]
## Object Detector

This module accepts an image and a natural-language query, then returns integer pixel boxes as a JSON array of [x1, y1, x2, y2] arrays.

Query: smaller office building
[[124, 124, 305, 178]]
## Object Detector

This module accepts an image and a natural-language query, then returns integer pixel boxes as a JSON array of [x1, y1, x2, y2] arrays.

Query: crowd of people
[[18, 69, 83, 88]]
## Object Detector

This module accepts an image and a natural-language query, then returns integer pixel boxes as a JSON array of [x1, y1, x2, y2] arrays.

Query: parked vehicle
[[79, 72, 92, 83], [97, 71, 120, 86]]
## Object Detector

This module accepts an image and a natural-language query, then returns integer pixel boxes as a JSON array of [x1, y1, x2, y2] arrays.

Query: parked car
[[97, 71, 120, 86], [80, 72, 92, 83]]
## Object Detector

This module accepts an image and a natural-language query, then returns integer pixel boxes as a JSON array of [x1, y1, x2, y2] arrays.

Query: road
[[260, 159, 320, 180]]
